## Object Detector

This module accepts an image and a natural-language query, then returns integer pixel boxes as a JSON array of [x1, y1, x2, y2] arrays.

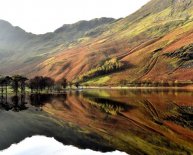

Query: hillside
[[0, 18, 115, 74], [1, 0, 193, 85]]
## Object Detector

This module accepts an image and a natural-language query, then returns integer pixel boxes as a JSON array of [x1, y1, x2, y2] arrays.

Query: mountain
[[0, 18, 115, 74], [1, 0, 193, 85]]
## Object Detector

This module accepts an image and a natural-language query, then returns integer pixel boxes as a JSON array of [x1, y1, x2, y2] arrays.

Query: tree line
[[79, 58, 125, 82], [119, 80, 193, 87], [0, 75, 80, 95]]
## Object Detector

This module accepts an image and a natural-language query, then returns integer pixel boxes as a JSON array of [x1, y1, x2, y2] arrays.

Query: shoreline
[[1, 86, 193, 96], [83, 86, 193, 90]]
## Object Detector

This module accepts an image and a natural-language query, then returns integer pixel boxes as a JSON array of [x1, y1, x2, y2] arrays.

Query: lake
[[0, 89, 193, 155]]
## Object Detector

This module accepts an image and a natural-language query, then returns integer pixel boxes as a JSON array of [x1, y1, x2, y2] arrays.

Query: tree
[[11, 75, 21, 96], [0, 76, 5, 94], [75, 82, 80, 89], [28, 79, 35, 93], [120, 80, 127, 87], [11, 75, 28, 95], [79, 58, 124, 82], [55, 83, 63, 93], [29, 76, 55, 93], [20, 76, 28, 94], [60, 78, 68, 89], [44, 77, 55, 92], [29, 76, 43, 93], [68, 82, 73, 89], [4, 76, 12, 96]]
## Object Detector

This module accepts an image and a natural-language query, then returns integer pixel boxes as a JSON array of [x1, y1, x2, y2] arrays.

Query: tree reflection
[[29, 94, 67, 107], [29, 94, 53, 107], [11, 95, 28, 112], [0, 93, 69, 112], [0, 93, 12, 111], [0, 95, 28, 112]]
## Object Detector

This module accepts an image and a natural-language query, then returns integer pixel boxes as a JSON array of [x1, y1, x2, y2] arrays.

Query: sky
[[0, 0, 150, 34]]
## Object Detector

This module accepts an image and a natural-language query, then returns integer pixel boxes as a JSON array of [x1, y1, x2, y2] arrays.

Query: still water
[[0, 89, 193, 155]]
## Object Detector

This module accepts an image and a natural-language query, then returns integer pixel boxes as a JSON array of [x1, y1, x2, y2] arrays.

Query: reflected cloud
[[0, 136, 128, 155]]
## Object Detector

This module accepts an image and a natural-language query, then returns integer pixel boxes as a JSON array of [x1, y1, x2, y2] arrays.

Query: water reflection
[[0, 95, 28, 112], [0, 89, 193, 155], [1, 136, 127, 155]]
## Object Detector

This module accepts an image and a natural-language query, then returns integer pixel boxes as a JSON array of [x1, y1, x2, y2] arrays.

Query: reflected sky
[[0, 136, 128, 155]]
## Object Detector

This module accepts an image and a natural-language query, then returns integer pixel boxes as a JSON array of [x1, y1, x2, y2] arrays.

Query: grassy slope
[[0, 18, 115, 75], [1, 0, 193, 85], [28, 0, 193, 85]]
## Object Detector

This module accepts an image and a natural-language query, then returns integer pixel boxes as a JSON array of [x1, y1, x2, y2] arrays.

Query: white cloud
[[0, 0, 150, 34], [0, 136, 128, 155]]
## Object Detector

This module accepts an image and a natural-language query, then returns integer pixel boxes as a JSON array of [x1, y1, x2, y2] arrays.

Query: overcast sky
[[0, 0, 150, 34]]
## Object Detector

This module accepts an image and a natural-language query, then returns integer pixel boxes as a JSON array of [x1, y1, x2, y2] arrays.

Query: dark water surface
[[0, 89, 193, 155]]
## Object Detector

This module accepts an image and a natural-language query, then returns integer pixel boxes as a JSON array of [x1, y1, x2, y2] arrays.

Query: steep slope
[[0, 18, 115, 74], [29, 0, 193, 84], [1, 0, 193, 85]]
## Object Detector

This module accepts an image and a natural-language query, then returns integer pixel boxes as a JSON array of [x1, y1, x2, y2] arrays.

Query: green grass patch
[[82, 76, 110, 86]]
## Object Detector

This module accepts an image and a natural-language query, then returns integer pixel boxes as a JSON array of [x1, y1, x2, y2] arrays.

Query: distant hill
[[0, 18, 115, 75], [1, 0, 193, 85]]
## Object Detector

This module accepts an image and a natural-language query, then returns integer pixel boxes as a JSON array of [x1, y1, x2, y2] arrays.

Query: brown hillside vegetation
[[1, 0, 193, 85]]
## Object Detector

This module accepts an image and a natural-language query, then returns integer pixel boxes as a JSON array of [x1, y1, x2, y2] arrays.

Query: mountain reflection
[[0, 89, 193, 154]]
